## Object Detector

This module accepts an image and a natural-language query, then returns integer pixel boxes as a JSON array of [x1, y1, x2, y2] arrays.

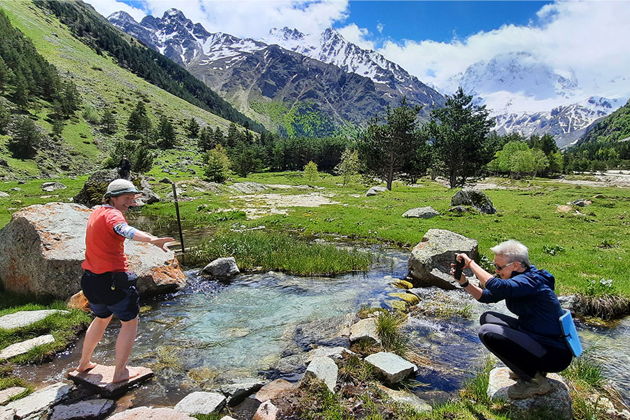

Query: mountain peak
[[107, 11, 136, 24], [268, 27, 306, 41], [164, 8, 186, 19]]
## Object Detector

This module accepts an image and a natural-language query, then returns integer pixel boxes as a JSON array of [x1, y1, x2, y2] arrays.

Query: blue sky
[[341, 1, 550, 46]]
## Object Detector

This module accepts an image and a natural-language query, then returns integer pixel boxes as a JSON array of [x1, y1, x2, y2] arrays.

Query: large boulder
[[74, 170, 154, 208], [487, 367, 571, 420], [408, 229, 478, 289], [0, 202, 186, 299], [202, 257, 240, 280], [451, 189, 496, 214]]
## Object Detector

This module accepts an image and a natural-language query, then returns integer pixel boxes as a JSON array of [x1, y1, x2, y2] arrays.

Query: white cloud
[[376, 0, 630, 105], [87, 0, 145, 21], [337, 24, 375, 50], [376, 22, 384, 34], [90, 0, 350, 40]]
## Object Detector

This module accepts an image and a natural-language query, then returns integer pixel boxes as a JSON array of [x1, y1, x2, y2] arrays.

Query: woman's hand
[[150, 236, 176, 252], [456, 253, 472, 269]]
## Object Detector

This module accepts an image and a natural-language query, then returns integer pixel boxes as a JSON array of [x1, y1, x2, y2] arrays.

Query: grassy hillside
[[579, 99, 630, 145], [0, 0, 244, 178]]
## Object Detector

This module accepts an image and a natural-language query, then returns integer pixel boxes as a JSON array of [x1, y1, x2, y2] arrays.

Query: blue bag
[[559, 309, 583, 357]]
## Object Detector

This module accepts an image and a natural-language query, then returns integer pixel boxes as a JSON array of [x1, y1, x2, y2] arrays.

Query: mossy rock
[[73, 169, 141, 207], [390, 279, 414, 290], [388, 292, 420, 306]]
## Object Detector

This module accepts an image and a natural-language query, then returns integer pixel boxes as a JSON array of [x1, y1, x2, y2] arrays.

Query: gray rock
[[108, 406, 195, 419], [5, 382, 72, 419], [41, 182, 67, 192], [408, 229, 478, 289], [0, 310, 68, 330], [571, 199, 592, 207], [72, 169, 120, 207], [174, 391, 226, 415], [558, 295, 576, 311], [448, 205, 475, 214], [50, 399, 115, 420], [220, 378, 265, 406], [0, 334, 55, 360], [303, 356, 338, 393], [10, 187, 21, 192], [366, 186, 387, 196], [0, 407, 15, 420], [0, 386, 26, 404], [0, 192, 10, 198], [140, 179, 160, 204], [306, 346, 354, 362], [349, 318, 380, 345], [487, 367, 571, 420], [364, 352, 417, 384], [377, 385, 432, 413], [451, 189, 496, 214], [402, 207, 440, 219], [229, 182, 268, 194], [0, 202, 186, 299], [202, 257, 240, 280]]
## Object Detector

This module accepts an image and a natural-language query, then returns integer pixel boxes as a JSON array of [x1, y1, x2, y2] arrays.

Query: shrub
[[303, 161, 319, 183]]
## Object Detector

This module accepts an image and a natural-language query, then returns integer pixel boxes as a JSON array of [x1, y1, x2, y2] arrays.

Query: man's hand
[[150, 236, 175, 252]]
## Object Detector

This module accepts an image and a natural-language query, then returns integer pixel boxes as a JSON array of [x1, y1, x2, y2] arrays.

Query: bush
[[303, 160, 319, 183], [204, 145, 231, 183]]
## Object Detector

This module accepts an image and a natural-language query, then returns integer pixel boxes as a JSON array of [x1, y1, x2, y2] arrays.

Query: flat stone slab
[[5, 382, 72, 419], [365, 352, 417, 384], [50, 398, 115, 420], [0, 407, 15, 420], [174, 391, 226, 415], [488, 367, 571, 420], [0, 310, 69, 330], [0, 334, 55, 360], [108, 406, 195, 419], [67, 364, 153, 398], [306, 346, 354, 362], [0, 386, 26, 404]]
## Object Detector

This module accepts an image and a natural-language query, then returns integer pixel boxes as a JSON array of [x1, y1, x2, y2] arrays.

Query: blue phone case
[[560, 309, 583, 357]]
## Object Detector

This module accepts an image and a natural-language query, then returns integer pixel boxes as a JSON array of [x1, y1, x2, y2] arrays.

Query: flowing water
[[15, 247, 630, 408]]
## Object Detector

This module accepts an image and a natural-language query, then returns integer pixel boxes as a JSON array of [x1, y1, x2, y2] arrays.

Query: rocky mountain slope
[[108, 9, 444, 134]]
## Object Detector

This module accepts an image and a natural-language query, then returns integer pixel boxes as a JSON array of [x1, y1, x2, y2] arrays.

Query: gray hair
[[490, 240, 530, 267]]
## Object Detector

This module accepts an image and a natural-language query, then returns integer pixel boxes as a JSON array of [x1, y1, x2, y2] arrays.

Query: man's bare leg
[[76, 315, 112, 372], [112, 317, 139, 383]]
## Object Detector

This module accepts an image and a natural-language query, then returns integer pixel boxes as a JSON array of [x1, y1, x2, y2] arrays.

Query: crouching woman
[[455, 240, 573, 399]]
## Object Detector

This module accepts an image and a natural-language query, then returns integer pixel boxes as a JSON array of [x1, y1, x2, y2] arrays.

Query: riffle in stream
[[15, 247, 630, 408]]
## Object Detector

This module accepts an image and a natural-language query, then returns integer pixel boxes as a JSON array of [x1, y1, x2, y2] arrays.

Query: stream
[[15, 247, 630, 408]]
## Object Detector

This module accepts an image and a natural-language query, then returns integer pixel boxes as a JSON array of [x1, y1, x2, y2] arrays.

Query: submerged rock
[[0, 202, 186, 299], [408, 229, 478, 290]]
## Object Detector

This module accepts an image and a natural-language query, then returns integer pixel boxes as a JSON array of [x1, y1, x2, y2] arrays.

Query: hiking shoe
[[507, 373, 552, 399]]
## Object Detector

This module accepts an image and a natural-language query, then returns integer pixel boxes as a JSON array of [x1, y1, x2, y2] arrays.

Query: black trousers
[[478, 311, 573, 380]]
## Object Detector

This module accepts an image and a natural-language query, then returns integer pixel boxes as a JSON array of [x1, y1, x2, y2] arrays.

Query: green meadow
[[1, 172, 628, 296]]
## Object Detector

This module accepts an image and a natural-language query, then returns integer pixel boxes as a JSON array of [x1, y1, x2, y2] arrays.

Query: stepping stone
[[0, 386, 26, 404], [174, 391, 226, 415], [0, 334, 55, 360], [108, 406, 195, 419], [0, 310, 68, 330], [5, 382, 72, 419], [0, 407, 15, 420], [365, 352, 417, 384], [67, 365, 153, 398], [50, 398, 115, 420]]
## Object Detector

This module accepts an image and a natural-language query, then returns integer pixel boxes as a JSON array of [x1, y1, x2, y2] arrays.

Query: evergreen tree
[[213, 127, 225, 146], [230, 140, 263, 177], [357, 99, 425, 190], [205, 144, 231, 183], [59, 81, 80, 117], [427, 87, 494, 188], [185, 117, 200, 138], [127, 100, 151, 138], [157, 115, 177, 149], [12, 73, 29, 109], [51, 117, 64, 138], [198, 126, 215, 151], [335, 148, 360, 186], [226, 123, 240, 148], [100, 109, 117, 134], [8, 115, 42, 158], [0, 105, 10, 135], [0, 56, 11, 94]]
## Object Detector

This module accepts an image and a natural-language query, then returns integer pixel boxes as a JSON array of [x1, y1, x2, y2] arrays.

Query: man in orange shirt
[[77, 179, 174, 383]]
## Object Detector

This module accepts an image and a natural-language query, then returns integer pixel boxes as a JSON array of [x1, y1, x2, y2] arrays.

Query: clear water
[[15, 247, 630, 408]]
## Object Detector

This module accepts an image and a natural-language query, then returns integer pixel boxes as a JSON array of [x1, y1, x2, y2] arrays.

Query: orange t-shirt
[[82, 206, 128, 274]]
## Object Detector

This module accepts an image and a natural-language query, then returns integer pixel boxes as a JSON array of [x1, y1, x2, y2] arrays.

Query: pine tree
[[0, 105, 10, 135], [8, 115, 42, 158], [428, 88, 494, 188], [59, 81, 80, 116], [213, 127, 225, 146], [198, 126, 215, 151], [12, 73, 29, 109], [100, 109, 117, 134], [204, 144, 231, 183], [226, 123, 240, 148], [230, 140, 262, 177], [185, 117, 200, 138], [157, 115, 176, 149], [0, 56, 11, 94], [127, 101, 151, 138]]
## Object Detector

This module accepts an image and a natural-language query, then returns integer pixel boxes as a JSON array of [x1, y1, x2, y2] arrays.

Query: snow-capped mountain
[[264, 27, 443, 108], [447, 51, 625, 146], [494, 96, 626, 148], [108, 9, 444, 133]]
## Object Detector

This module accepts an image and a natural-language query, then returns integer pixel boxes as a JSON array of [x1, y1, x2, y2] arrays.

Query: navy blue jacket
[[479, 265, 565, 347]]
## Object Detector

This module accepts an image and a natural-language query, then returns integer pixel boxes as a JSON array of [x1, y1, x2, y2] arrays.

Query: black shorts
[[81, 271, 140, 322]]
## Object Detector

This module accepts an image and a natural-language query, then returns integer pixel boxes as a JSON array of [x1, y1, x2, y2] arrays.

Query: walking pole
[[171, 180, 185, 262]]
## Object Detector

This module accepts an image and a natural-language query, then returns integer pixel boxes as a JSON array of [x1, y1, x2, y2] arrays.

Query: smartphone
[[453, 257, 465, 280]]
